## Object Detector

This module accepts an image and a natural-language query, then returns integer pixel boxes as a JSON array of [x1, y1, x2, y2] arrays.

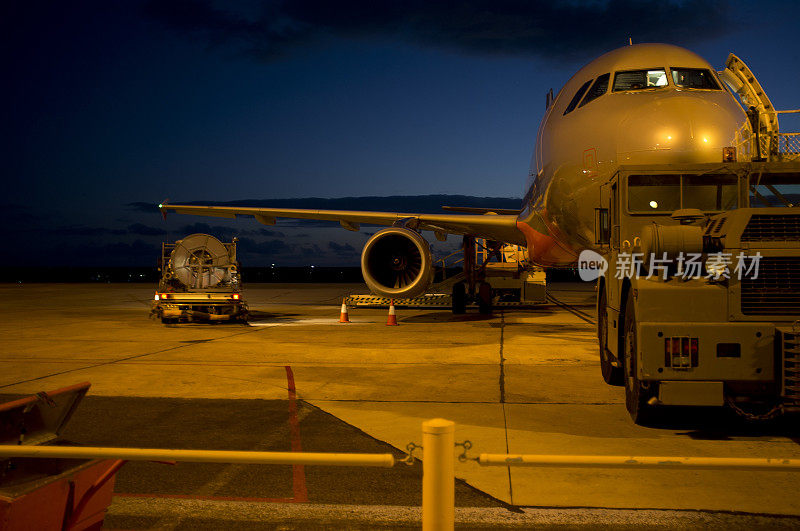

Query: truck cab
[[597, 161, 800, 422]]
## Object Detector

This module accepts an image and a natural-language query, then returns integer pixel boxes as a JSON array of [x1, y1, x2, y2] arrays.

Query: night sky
[[4, 1, 799, 268]]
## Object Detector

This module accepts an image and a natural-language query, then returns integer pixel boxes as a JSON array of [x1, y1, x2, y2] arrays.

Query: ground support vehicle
[[597, 162, 800, 422], [151, 233, 247, 324]]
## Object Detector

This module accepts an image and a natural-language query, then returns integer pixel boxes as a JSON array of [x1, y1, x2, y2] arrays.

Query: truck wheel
[[623, 290, 656, 424], [452, 282, 467, 314], [599, 288, 623, 386], [478, 282, 492, 315]]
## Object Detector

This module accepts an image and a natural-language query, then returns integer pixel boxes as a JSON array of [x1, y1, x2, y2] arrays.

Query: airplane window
[[612, 69, 668, 92], [563, 79, 594, 115], [579, 73, 610, 108], [671, 68, 721, 90], [683, 174, 737, 211], [628, 175, 680, 212]]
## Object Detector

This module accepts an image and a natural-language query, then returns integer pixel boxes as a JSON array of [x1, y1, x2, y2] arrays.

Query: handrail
[[0, 445, 396, 468], [477, 453, 800, 471]]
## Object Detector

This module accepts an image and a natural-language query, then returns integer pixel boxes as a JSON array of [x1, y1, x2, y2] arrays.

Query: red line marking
[[114, 493, 297, 503], [114, 373, 308, 504], [285, 365, 308, 502]]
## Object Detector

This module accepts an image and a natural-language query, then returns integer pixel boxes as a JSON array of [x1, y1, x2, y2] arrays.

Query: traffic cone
[[386, 300, 399, 326], [339, 300, 350, 323]]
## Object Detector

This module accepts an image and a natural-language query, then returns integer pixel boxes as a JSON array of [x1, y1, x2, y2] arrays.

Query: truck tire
[[478, 282, 492, 315], [623, 290, 656, 424], [599, 288, 623, 386], [452, 282, 467, 314]]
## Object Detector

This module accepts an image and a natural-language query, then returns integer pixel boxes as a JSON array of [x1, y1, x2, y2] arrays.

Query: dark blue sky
[[3, 1, 799, 267]]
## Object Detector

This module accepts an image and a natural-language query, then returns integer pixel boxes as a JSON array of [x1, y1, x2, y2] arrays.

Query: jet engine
[[360, 227, 433, 299]]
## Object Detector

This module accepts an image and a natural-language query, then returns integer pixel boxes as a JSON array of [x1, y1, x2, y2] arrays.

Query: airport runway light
[[649, 200, 659, 209]]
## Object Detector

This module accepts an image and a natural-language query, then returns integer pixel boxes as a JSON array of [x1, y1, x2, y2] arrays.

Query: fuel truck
[[152, 233, 247, 324]]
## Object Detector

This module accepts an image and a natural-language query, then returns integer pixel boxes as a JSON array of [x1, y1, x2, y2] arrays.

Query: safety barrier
[[3, 418, 800, 531]]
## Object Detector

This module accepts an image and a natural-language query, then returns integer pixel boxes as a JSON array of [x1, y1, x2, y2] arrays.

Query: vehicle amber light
[[723, 146, 736, 162], [154, 292, 160, 301]]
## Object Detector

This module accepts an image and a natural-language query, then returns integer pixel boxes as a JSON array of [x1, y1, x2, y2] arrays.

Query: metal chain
[[455, 440, 474, 462], [402, 442, 421, 466], [725, 396, 784, 421], [403, 440, 476, 465]]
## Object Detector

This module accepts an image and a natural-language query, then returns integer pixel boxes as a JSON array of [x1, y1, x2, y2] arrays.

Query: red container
[[0, 383, 121, 530]]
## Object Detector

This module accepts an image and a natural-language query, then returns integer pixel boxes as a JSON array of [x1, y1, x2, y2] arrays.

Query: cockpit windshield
[[671, 68, 721, 90], [612, 69, 667, 91], [628, 174, 738, 213]]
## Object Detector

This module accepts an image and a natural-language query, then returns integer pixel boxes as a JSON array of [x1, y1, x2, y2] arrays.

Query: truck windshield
[[670, 68, 720, 90], [750, 173, 800, 207], [628, 174, 738, 213]]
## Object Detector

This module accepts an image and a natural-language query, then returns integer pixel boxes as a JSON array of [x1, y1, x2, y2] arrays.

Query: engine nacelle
[[361, 227, 433, 299]]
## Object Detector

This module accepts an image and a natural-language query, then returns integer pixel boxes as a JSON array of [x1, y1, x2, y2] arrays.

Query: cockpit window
[[563, 79, 593, 115], [579, 73, 610, 108], [671, 68, 721, 90], [612, 69, 668, 91]]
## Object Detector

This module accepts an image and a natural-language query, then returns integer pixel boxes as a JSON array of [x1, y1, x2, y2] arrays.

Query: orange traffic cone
[[339, 300, 350, 323], [386, 299, 399, 326]]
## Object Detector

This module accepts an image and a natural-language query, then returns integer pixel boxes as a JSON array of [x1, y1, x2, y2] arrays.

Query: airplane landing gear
[[449, 235, 495, 315]]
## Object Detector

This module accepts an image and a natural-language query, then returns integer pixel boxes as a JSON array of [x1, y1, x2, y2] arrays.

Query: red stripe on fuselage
[[516, 221, 578, 266]]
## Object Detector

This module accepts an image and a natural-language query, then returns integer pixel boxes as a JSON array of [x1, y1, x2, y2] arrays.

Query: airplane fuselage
[[518, 43, 749, 266]]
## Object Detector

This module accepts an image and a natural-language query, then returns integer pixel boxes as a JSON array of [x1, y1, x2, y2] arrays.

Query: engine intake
[[361, 227, 433, 299]]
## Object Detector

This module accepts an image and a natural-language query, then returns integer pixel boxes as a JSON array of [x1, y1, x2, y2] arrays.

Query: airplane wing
[[159, 202, 526, 245]]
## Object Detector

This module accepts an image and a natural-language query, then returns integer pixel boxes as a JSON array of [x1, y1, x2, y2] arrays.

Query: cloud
[[127, 202, 160, 213], [28, 240, 162, 267], [259, 228, 286, 237], [177, 222, 242, 237], [327, 240, 357, 256], [300, 244, 324, 257], [236, 237, 292, 255], [51, 226, 111, 236], [127, 223, 168, 236], [143, 0, 734, 61]]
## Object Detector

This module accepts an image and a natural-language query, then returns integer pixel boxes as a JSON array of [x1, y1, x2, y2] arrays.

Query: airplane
[[160, 43, 753, 310]]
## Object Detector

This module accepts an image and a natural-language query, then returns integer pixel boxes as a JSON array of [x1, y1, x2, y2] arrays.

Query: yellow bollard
[[422, 418, 454, 531]]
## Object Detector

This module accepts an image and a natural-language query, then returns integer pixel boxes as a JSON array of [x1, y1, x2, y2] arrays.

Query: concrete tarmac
[[1, 282, 800, 529]]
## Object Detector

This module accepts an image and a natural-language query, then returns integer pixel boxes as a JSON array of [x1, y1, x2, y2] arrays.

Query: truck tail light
[[232, 293, 240, 300], [665, 336, 699, 368]]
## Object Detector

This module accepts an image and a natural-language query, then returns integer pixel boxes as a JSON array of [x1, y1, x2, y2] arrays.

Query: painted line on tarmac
[[0, 326, 269, 390], [119, 367, 311, 529], [248, 318, 375, 326]]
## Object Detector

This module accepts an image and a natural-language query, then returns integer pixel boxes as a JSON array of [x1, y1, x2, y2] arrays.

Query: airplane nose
[[617, 94, 746, 163]]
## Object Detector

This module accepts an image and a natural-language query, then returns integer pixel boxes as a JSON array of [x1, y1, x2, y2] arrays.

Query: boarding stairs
[[721, 54, 800, 162]]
